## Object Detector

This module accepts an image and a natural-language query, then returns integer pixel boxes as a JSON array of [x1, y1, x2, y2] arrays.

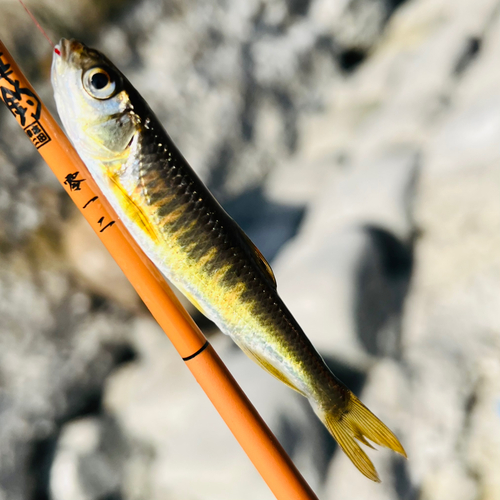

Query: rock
[[104, 318, 326, 500], [273, 146, 417, 364], [62, 208, 141, 312], [0, 151, 138, 500], [50, 416, 126, 500], [4, 0, 500, 498]]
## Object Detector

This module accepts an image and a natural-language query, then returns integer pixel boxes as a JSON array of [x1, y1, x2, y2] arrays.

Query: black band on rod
[[182, 340, 210, 361]]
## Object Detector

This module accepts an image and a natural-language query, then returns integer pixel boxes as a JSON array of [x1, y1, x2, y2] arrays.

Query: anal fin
[[239, 344, 305, 396], [176, 285, 211, 319]]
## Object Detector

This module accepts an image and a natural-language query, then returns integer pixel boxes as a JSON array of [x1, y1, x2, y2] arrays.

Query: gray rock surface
[[1, 0, 500, 499]]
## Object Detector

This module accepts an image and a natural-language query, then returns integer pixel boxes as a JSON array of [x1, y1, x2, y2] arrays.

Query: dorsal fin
[[238, 227, 277, 288]]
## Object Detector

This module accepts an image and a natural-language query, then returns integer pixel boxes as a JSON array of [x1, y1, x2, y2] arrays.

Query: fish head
[[52, 39, 138, 161]]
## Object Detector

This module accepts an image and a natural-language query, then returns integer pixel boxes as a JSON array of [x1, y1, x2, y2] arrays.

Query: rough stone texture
[[1, 0, 500, 499]]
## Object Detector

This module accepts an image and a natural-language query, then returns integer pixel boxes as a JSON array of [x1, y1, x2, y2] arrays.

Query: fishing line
[[17, 0, 60, 55]]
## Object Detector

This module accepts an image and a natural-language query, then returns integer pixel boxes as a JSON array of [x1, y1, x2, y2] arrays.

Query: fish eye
[[83, 67, 117, 100]]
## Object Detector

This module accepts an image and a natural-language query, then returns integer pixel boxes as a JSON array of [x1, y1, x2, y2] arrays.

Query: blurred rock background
[[1, 0, 500, 498]]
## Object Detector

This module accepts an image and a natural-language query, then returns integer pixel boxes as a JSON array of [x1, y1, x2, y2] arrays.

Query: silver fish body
[[51, 38, 406, 481]]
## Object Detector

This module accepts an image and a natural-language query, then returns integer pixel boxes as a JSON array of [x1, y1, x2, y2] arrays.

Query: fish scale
[[134, 132, 261, 332], [52, 38, 406, 482], [135, 121, 326, 391]]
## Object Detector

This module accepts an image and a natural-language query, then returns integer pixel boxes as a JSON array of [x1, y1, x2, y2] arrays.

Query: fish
[[51, 38, 406, 481]]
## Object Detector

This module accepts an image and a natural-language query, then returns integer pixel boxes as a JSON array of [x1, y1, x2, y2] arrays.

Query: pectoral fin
[[108, 175, 159, 243]]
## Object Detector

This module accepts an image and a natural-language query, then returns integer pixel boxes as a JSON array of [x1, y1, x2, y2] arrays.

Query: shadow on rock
[[393, 454, 420, 500], [354, 226, 414, 359], [223, 186, 305, 262]]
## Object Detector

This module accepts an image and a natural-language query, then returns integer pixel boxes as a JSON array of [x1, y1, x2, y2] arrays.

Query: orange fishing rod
[[0, 40, 319, 500]]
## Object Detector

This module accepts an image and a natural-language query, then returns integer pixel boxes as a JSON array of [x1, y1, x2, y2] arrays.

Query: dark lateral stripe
[[182, 340, 210, 361]]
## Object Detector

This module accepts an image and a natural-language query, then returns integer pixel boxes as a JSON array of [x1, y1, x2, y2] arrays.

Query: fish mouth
[[55, 38, 69, 61], [55, 38, 88, 65]]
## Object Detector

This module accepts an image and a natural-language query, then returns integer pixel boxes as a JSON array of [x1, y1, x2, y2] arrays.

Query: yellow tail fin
[[320, 395, 406, 482]]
